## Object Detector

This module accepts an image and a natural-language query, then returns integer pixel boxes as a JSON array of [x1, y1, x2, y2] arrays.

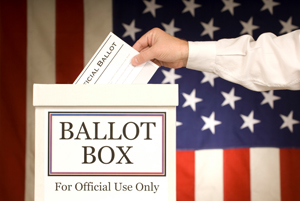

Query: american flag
[[1, 0, 300, 201], [114, 0, 300, 200]]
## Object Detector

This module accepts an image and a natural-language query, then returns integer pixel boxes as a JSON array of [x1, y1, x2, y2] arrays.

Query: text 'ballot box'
[[33, 84, 178, 201]]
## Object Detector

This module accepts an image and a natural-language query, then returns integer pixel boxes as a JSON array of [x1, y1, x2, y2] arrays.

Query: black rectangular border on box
[[47, 111, 167, 177]]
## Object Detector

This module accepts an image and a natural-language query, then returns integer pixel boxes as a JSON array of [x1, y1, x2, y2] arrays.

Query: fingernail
[[132, 57, 138, 66]]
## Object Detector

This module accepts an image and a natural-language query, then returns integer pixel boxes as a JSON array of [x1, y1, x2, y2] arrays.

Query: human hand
[[131, 28, 188, 69]]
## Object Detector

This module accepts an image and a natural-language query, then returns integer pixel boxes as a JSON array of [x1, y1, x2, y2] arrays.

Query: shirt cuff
[[186, 41, 217, 73]]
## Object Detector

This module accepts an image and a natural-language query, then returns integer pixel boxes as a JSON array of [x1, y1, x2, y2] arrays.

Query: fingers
[[131, 55, 140, 66], [132, 28, 158, 66], [132, 38, 148, 53], [132, 29, 154, 52], [131, 46, 157, 66], [131, 30, 154, 66]]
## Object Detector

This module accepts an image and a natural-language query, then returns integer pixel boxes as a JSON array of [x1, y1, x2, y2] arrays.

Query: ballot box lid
[[33, 84, 178, 107]]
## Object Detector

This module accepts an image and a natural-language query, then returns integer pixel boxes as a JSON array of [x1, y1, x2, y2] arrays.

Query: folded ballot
[[74, 32, 158, 85]]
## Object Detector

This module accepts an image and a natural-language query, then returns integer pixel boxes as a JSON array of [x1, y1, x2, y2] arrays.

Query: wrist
[[180, 39, 189, 67]]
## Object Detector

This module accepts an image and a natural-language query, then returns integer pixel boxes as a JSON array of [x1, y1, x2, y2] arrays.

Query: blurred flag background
[[1, 0, 300, 201]]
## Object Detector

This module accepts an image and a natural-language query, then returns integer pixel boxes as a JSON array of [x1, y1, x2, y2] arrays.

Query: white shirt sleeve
[[186, 30, 300, 91]]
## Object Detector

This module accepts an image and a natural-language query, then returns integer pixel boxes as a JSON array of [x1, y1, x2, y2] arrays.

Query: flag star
[[176, 121, 183, 126], [182, 89, 203, 111], [240, 17, 259, 36], [279, 17, 299, 34], [161, 68, 182, 84], [221, 87, 241, 110], [200, 18, 220, 39], [201, 112, 222, 134], [201, 72, 218, 87], [240, 111, 261, 133], [161, 19, 181, 36], [143, 0, 162, 18], [260, 90, 281, 109], [221, 0, 240, 15], [260, 0, 280, 15], [280, 111, 300, 133], [182, 0, 201, 17], [122, 20, 142, 41]]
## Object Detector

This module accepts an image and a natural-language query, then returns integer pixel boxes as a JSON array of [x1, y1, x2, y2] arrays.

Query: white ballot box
[[33, 84, 178, 201]]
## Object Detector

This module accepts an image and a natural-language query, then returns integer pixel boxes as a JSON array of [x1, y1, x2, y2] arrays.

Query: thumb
[[131, 48, 156, 66]]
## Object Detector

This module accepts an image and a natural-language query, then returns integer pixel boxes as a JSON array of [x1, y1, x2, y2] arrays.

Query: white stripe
[[250, 148, 281, 201], [26, 0, 56, 200], [84, 0, 112, 66], [195, 149, 223, 201]]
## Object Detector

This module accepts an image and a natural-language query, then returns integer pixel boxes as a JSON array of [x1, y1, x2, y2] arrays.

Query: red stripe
[[223, 148, 251, 201], [280, 148, 300, 201], [56, 0, 84, 84], [0, 0, 27, 200], [176, 150, 195, 201]]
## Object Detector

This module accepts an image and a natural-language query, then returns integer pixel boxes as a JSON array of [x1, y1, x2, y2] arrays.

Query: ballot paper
[[74, 32, 158, 84]]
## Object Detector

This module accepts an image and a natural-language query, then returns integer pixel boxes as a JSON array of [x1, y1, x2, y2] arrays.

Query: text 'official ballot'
[[74, 32, 158, 85]]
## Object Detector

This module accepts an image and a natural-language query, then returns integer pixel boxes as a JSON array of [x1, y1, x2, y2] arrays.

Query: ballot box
[[33, 84, 178, 201]]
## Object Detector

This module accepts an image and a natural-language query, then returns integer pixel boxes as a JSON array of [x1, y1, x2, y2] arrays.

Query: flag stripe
[[56, 0, 84, 84], [280, 149, 300, 201], [195, 149, 223, 201], [176, 151, 195, 201], [0, 0, 27, 200], [26, 0, 56, 200], [83, 0, 112, 66], [223, 148, 251, 201], [250, 148, 281, 201]]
